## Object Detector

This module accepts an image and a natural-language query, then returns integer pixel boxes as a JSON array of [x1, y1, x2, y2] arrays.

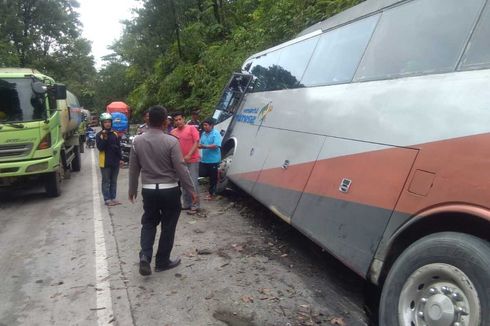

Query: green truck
[[0, 68, 82, 197]]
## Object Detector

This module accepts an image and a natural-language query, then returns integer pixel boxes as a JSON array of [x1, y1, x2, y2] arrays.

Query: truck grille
[[0, 143, 33, 158]]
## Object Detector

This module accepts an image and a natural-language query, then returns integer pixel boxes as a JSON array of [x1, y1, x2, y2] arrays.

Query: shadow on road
[[223, 190, 379, 325]]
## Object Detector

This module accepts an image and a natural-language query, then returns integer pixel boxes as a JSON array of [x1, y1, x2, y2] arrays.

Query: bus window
[[355, 0, 485, 81], [249, 50, 281, 92], [274, 36, 319, 89], [213, 73, 252, 124], [301, 14, 379, 87], [460, 3, 490, 70]]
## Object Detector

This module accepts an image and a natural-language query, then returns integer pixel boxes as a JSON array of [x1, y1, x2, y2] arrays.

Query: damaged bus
[[212, 0, 490, 324]]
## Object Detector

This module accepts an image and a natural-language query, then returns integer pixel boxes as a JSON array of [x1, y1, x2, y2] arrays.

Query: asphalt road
[[0, 147, 371, 326]]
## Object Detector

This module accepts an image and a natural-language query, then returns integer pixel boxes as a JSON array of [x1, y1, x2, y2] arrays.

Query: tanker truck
[[0, 68, 82, 197]]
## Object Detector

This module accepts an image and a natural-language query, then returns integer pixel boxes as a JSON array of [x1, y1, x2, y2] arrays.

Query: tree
[[105, 0, 363, 117], [0, 0, 96, 106]]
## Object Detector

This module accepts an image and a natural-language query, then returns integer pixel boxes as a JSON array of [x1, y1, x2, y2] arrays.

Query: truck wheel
[[45, 166, 62, 197], [216, 149, 234, 194], [71, 145, 81, 172], [379, 232, 490, 326]]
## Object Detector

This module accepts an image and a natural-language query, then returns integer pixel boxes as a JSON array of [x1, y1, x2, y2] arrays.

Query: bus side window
[[354, 0, 485, 81], [459, 3, 490, 70], [274, 36, 318, 89], [301, 14, 379, 87], [250, 51, 281, 93]]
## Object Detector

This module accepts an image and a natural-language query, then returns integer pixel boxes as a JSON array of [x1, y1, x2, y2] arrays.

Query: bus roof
[[297, 0, 405, 37], [244, 0, 406, 65]]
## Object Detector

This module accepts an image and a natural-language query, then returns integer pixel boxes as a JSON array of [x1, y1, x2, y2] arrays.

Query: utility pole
[[169, 0, 183, 60]]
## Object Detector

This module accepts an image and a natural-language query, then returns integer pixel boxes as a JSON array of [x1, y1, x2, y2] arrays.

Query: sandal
[[204, 195, 214, 200]]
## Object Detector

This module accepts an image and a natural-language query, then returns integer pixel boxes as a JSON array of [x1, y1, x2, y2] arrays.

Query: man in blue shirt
[[199, 118, 222, 200]]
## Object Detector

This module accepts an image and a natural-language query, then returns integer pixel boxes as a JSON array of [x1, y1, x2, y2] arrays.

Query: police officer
[[128, 105, 196, 276]]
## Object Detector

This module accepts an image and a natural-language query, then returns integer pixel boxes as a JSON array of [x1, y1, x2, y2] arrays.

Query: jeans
[[139, 186, 181, 267], [183, 162, 200, 209], [100, 166, 119, 201]]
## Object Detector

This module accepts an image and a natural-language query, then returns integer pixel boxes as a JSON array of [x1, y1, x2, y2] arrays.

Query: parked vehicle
[[0, 68, 82, 197], [212, 0, 490, 325], [120, 133, 131, 163], [86, 129, 96, 149], [78, 108, 91, 153]]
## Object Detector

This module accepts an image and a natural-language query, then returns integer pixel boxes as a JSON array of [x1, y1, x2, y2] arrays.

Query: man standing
[[187, 110, 201, 127], [199, 118, 222, 200], [129, 105, 196, 276], [171, 112, 201, 214], [187, 109, 202, 135], [136, 110, 149, 135], [96, 113, 122, 206]]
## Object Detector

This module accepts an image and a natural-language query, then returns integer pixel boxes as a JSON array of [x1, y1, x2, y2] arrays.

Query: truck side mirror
[[53, 84, 67, 100]]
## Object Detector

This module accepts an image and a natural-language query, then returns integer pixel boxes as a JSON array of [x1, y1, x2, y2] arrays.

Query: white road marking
[[91, 149, 114, 325]]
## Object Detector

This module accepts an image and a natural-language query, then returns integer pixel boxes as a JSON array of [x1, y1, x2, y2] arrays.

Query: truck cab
[[0, 68, 81, 196]]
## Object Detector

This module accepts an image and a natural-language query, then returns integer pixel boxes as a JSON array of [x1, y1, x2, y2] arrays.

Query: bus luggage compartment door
[[251, 129, 326, 224], [292, 138, 418, 276]]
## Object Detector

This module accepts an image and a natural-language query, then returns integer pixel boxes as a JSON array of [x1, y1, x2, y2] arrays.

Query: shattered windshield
[[0, 78, 47, 123]]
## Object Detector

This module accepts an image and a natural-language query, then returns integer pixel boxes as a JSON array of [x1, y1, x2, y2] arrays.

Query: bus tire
[[45, 167, 62, 197], [71, 145, 81, 172], [216, 149, 234, 194], [379, 232, 490, 326]]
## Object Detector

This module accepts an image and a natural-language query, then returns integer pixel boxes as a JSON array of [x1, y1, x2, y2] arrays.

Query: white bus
[[212, 0, 490, 325]]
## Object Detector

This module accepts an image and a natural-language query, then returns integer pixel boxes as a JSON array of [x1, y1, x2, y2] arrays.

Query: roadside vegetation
[[0, 0, 361, 117]]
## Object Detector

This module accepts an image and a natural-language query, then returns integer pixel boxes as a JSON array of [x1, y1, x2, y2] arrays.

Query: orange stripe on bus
[[232, 133, 490, 216]]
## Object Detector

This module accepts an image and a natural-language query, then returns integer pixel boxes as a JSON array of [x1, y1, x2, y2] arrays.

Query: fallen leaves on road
[[197, 248, 212, 255], [328, 316, 346, 325], [231, 243, 244, 252], [240, 295, 254, 303]]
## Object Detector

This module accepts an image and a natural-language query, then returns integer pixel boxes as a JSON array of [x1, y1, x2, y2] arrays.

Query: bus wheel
[[216, 149, 234, 194], [71, 145, 81, 172], [45, 163, 63, 197], [379, 232, 490, 326]]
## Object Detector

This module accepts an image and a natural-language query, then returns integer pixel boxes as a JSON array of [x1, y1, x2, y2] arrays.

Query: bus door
[[292, 138, 418, 276], [251, 129, 326, 224], [212, 73, 253, 137]]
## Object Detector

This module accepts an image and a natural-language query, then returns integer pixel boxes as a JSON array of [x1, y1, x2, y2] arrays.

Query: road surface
[[0, 148, 371, 325]]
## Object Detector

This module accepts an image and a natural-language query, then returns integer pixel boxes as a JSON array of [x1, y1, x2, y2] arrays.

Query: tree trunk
[[20, 0, 34, 66], [169, 0, 183, 60], [212, 0, 221, 24]]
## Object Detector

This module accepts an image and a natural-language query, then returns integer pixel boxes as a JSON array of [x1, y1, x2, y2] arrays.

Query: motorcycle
[[120, 134, 132, 163], [86, 130, 96, 148]]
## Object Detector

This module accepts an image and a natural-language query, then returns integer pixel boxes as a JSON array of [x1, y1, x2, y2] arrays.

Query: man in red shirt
[[171, 112, 200, 213]]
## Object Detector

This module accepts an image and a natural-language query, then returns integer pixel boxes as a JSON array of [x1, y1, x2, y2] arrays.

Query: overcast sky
[[77, 0, 141, 69]]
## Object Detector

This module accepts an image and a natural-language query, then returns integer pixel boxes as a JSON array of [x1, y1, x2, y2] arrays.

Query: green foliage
[[105, 0, 363, 119], [93, 62, 135, 113], [0, 0, 96, 108]]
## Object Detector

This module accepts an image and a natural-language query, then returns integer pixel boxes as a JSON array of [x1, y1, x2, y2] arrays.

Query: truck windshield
[[0, 78, 47, 123]]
